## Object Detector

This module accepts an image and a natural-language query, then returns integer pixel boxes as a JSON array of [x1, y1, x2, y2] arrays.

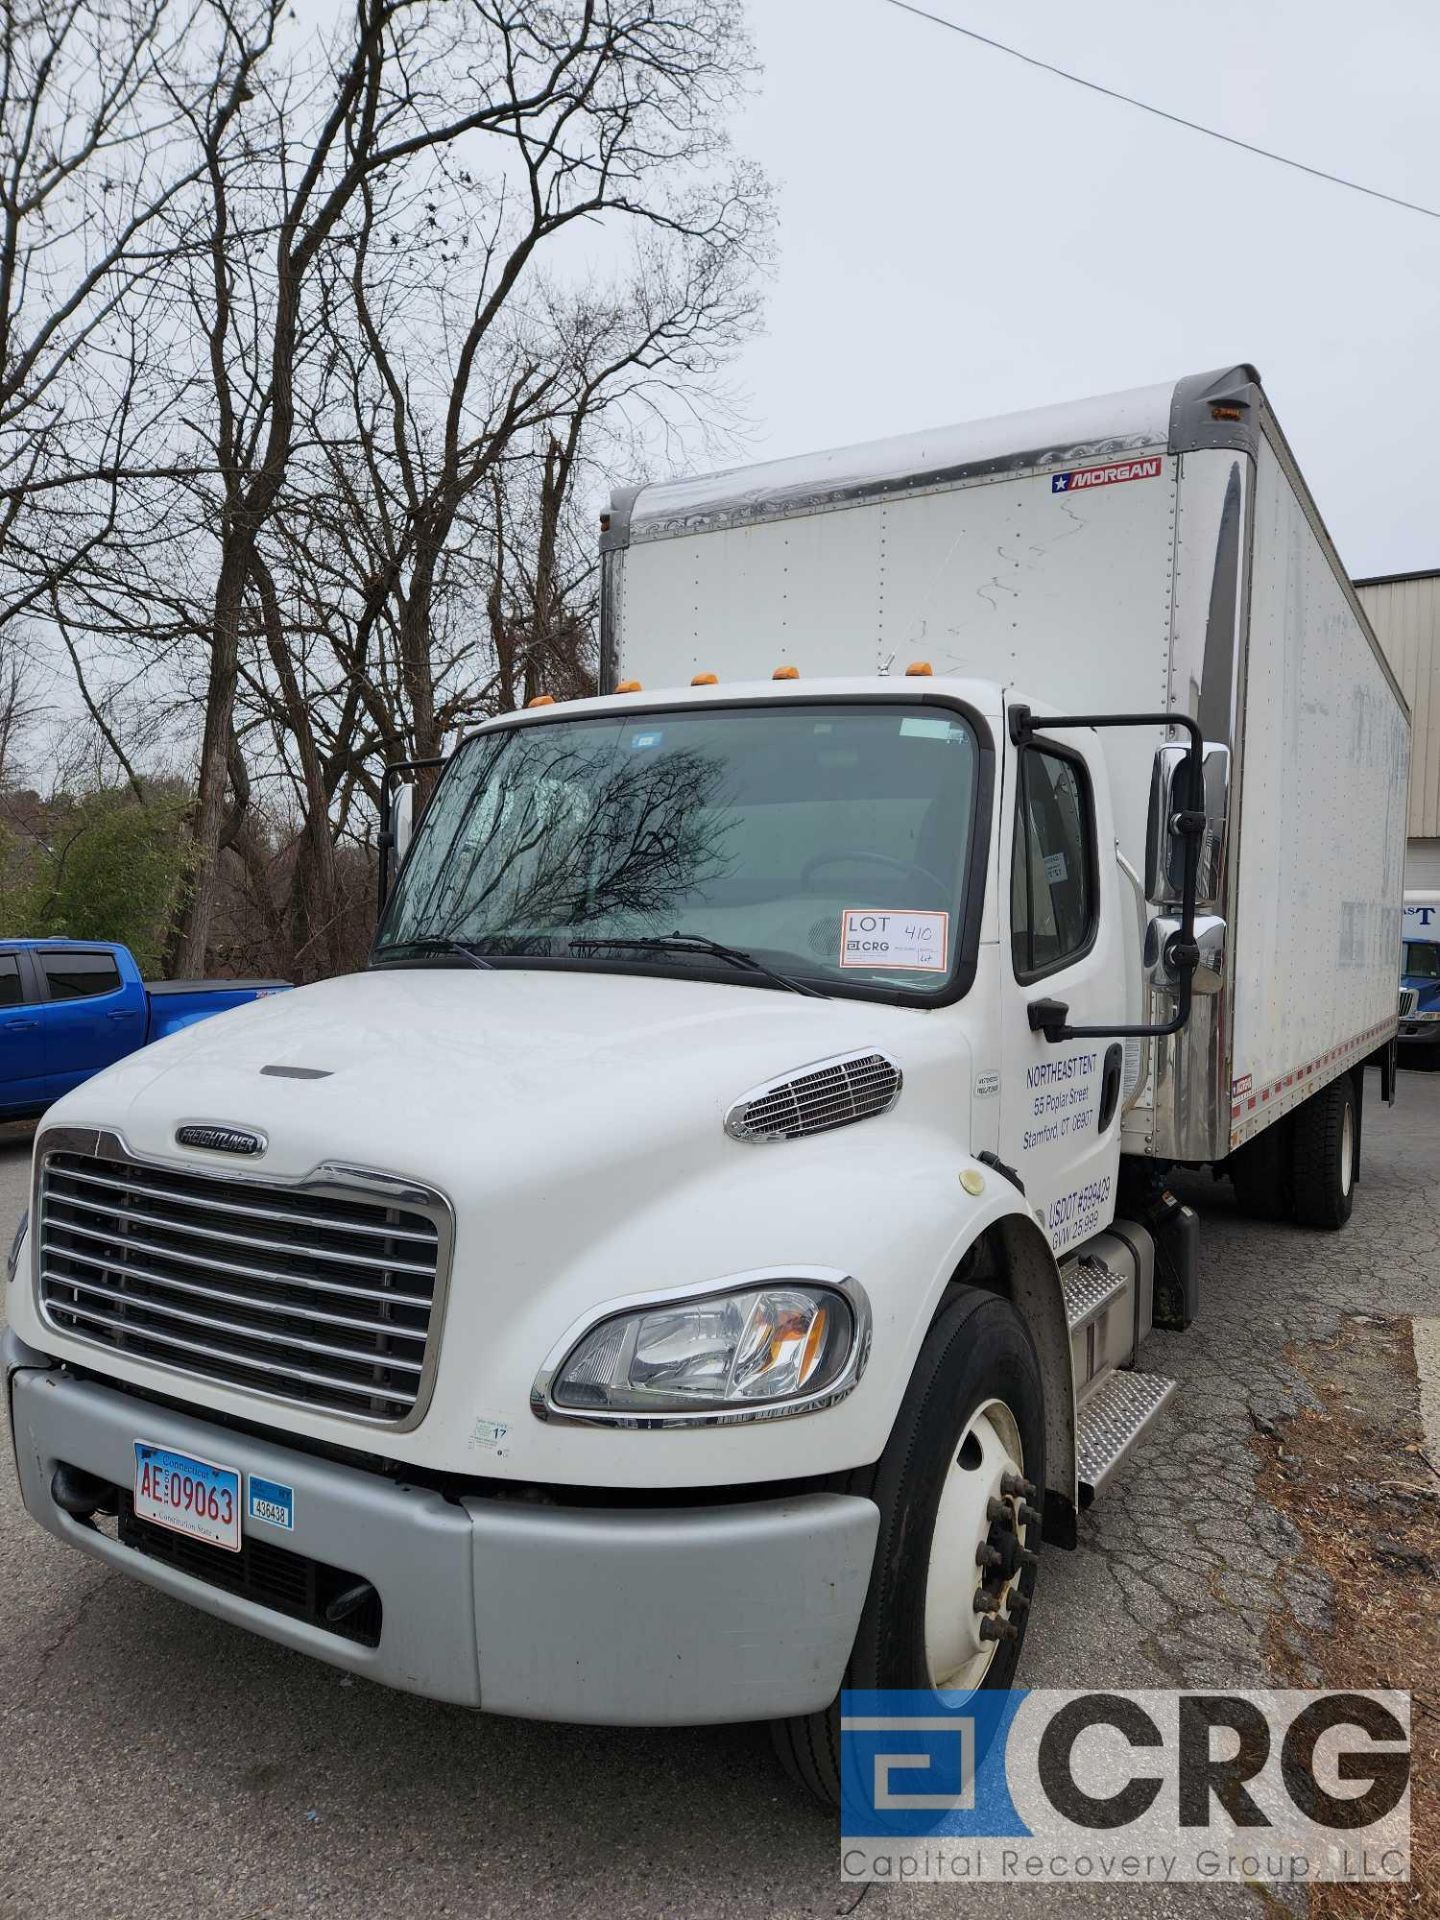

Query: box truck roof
[[605, 364, 1262, 548]]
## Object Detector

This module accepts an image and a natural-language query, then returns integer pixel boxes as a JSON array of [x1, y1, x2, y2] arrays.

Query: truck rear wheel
[[769, 1288, 1045, 1806], [1290, 1072, 1357, 1230]]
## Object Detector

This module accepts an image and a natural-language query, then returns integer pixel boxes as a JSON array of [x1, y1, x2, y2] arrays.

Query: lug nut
[[1007, 1591, 1030, 1615], [976, 1543, 1003, 1571], [1020, 1503, 1044, 1529], [979, 1616, 1018, 1642], [973, 1589, 1000, 1614], [986, 1498, 1012, 1526], [1001, 1472, 1037, 1500], [1017, 1546, 1039, 1571]]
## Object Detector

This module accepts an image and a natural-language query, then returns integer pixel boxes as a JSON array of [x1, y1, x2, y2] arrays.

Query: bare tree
[[0, 0, 234, 632], [0, 631, 40, 787], [165, 0, 764, 973], [10, 0, 768, 979]]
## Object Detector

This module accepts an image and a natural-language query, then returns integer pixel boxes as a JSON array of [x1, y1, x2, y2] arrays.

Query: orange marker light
[[691, 672, 718, 686], [772, 664, 799, 680], [526, 693, 556, 708], [798, 1304, 830, 1386], [615, 680, 643, 693], [905, 661, 933, 677]]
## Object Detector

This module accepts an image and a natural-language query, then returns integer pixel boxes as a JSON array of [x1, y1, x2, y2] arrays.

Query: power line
[[879, 0, 1440, 221]]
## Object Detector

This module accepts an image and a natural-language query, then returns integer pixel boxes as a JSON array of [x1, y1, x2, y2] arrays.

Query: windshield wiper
[[373, 937, 495, 971], [568, 932, 827, 998]]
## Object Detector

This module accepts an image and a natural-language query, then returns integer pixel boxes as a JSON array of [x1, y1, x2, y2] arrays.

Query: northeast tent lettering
[[1022, 1051, 1098, 1151]]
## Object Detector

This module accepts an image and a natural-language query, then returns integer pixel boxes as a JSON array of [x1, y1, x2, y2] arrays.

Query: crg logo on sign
[[175, 1123, 266, 1157], [1052, 456, 1163, 494]]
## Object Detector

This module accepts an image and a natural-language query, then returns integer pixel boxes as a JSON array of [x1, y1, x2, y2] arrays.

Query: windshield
[[1404, 941, 1440, 980], [377, 701, 983, 998]]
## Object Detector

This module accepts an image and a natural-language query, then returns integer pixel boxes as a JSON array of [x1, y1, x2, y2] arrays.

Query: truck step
[[1076, 1368, 1177, 1501], [1063, 1257, 1129, 1334]]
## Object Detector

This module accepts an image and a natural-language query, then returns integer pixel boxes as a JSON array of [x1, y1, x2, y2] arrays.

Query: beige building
[[1354, 569, 1440, 889]]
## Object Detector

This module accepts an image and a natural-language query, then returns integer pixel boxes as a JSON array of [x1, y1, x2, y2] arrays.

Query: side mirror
[[1146, 743, 1229, 910], [1145, 913, 1226, 996], [392, 782, 416, 866]]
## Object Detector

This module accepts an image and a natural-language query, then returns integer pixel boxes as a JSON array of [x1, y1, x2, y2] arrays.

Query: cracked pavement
[[1, 1070, 1436, 1919]]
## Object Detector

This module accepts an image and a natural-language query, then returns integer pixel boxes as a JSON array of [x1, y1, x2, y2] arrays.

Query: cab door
[[996, 724, 1128, 1254]]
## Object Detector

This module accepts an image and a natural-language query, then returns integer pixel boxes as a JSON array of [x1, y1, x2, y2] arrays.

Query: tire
[[1290, 1072, 1357, 1230], [769, 1287, 1046, 1807], [1228, 1115, 1294, 1221]]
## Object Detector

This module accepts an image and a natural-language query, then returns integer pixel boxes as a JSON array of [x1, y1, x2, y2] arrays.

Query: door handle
[[4, 1018, 38, 1031]]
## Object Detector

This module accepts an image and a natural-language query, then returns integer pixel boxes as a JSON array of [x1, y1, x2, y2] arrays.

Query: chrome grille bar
[[42, 1215, 435, 1306], [36, 1139, 449, 1427], [47, 1187, 437, 1274], [35, 1245, 429, 1338], [43, 1273, 426, 1372], [46, 1160, 439, 1244], [46, 1300, 417, 1410]]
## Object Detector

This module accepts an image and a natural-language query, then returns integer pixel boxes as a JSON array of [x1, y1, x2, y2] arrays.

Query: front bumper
[[1399, 1019, 1440, 1047], [3, 1331, 879, 1724]]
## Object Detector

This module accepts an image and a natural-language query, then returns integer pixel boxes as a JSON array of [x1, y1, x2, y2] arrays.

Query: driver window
[[1012, 746, 1095, 979]]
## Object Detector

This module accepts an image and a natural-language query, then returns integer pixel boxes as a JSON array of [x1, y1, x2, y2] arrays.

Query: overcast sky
[[724, 0, 1440, 579]]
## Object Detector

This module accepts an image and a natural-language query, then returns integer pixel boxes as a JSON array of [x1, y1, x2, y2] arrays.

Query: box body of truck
[[600, 364, 1408, 1169]]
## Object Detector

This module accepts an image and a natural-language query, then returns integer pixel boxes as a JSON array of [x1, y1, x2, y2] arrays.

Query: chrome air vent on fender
[[724, 1051, 902, 1143]]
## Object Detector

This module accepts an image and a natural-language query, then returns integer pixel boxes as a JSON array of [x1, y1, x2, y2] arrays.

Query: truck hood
[[50, 966, 918, 1192]]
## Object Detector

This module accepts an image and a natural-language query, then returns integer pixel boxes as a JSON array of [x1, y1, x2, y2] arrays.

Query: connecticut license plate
[[133, 1441, 241, 1552]]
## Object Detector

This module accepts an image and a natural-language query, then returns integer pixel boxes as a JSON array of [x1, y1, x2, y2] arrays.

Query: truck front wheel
[[770, 1287, 1046, 1805], [1290, 1072, 1357, 1230]]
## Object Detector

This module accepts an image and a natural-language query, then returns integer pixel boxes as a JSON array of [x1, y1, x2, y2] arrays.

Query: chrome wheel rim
[[924, 1397, 1030, 1692]]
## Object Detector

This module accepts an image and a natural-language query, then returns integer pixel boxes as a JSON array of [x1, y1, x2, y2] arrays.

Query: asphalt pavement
[[2, 1076, 1438, 1919]]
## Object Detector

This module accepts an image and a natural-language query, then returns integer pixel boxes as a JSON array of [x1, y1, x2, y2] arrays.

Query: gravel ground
[[1, 1073, 1436, 1919]]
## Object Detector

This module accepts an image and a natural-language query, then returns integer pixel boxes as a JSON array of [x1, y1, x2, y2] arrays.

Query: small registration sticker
[[247, 1474, 295, 1531], [133, 1440, 241, 1552], [840, 908, 950, 972]]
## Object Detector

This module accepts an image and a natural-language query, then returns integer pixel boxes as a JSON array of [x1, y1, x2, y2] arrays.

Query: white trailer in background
[[5, 365, 1409, 1806]]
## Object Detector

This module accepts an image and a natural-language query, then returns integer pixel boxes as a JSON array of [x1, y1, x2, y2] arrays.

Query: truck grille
[[1400, 987, 1419, 1019], [36, 1147, 445, 1425]]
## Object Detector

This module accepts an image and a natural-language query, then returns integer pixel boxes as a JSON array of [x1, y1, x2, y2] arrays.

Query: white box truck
[[3, 364, 1408, 1803]]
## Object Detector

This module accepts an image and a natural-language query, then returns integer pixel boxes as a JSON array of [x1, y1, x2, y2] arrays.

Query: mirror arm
[[1009, 705, 1206, 1044]]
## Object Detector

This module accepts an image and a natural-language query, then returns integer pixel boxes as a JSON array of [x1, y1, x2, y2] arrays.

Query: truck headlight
[[532, 1270, 870, 1426]]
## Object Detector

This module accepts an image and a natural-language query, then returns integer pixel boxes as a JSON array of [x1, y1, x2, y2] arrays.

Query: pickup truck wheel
[[769, 1287, 1045, 1806], [1290, 1073, 1357, 1230]]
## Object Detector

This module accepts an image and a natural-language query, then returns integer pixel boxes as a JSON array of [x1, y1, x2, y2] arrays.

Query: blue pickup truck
[[1, 940, 289, 1121]]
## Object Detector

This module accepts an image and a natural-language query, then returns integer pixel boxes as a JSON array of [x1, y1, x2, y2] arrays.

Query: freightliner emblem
[[176, 1123, 266, 1156]]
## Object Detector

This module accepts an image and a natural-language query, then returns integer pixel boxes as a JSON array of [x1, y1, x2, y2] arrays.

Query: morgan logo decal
[[1051, 455, 1163, 494], [176, 1123, 266, 1156]]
